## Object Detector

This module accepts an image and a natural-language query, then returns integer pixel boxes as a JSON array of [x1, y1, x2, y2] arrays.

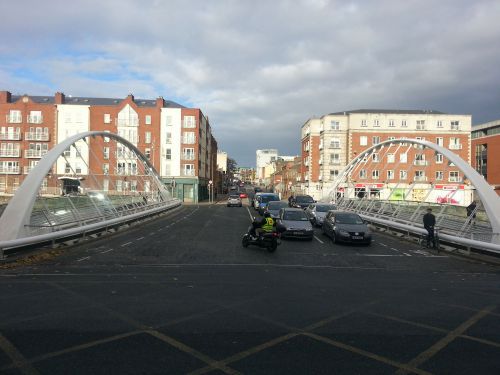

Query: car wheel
[[331, 232, 338, 244], [239, 204, 242, 207]]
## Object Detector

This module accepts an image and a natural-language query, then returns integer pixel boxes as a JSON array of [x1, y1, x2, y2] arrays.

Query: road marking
[[0, 333, 40, 375], [379, 243, 388, 247], [403, 252, 412, 257], [149, 232, 155, 236], [136, 237, 145, 241], [245, 207, 253, 221], [120, 242, 133, 247], [100, 248, 114, 254], [76, 256, 90, 262], [356, 254, 405, 257], [314, 235, 324, 244], [395, 305, 496, 375]]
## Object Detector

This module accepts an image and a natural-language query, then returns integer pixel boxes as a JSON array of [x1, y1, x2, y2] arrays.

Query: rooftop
[[328, 109, 446, 116]]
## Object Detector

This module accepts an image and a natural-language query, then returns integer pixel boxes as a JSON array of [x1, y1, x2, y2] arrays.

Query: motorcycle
[[242, 220, 280, 253]]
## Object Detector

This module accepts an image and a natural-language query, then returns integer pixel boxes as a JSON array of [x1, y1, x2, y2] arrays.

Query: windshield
[[335, 213, 364, 224], [261, 195, 279, 203], [268, 201, 288, 210], [316, 205, 336, 212], [295, 196, 314, 203], [283, 211, 309, 221]]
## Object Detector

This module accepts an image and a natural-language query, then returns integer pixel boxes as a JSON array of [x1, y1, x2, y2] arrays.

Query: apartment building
[[256, 149, 278, 182], [300, 118, 321, 196], [472, 119, 500, 195], [301, 110, 472, 203], [0, 91, 218, 203]]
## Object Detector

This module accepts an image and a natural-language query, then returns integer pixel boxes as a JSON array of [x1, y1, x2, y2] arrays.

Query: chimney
[[0, 91, 12, 104], [55, 92, 65, 104], [156, 96, 165, 108], [127, 93, 134, 101]]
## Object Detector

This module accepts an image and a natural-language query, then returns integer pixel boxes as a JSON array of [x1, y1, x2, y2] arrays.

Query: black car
[[291, 195, 315, 209]]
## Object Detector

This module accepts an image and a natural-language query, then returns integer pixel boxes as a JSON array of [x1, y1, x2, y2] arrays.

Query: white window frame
[[360, 136, 368, 146]]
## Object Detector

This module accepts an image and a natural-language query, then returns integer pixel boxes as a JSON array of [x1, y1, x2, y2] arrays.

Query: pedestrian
[[466, 200, 477, 225], [288, 193, 295, 207], [423, 207, 436, 248]]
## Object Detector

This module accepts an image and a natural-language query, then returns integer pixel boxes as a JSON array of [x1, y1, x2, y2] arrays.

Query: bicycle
[[419, 226, 440, 252]]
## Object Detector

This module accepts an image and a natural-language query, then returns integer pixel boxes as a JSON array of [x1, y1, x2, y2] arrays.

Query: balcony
[[116, 118, 139, 127], [413, 176, 428, 182], [449, 144, 462, 150], [451, 125, 460, 131], [413, 160, 428, 166], [0, 132, 21, 141], [25, 149, 48, 158], [6, 115, 22, 124], [182, 170, 195, 176], [328, 144, 341, 149], [0, 149, 20, 158], [25, 132, 49, 141], [23, 166, 38, 174], [0, 166, 20, 174], [448, 177, 461, 182], [27, 115, 43, 124], [182, 154, 195, 161]]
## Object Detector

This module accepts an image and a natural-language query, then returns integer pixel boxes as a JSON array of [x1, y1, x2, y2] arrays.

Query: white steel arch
[[327, 138, 500, 235], [0, 131, 170, 241]]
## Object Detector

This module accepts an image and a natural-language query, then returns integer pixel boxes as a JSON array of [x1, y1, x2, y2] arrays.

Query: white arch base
[[0, 131, 181, 245]]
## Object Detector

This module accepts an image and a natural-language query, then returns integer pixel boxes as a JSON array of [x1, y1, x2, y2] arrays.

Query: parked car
[[254, 187, 262, 193], [277, 208, 314, 240], [257, 193, 280, 215], [305, 203, 337, 227], [291, 195, 315, 209], [227, 194, 242, 207], [265, 201, 289, 218], [322, 211, 372, 245]]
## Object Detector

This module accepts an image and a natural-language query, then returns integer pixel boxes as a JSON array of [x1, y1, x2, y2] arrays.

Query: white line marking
[[100, 249, 114, 254], [149, 232, 155, 236], [403, 252, 412, 257], [356, 254, 405, 257], [246, 207, 254, 221], [120, 241, 133, 247], [379, 243, 388, 247], [314, 235, 324, 244], [136, 237, 145, 241], [76, 256, 90, 262]]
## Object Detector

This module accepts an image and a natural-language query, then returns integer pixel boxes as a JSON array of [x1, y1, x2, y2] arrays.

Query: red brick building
[[472, 119, 500, 195]]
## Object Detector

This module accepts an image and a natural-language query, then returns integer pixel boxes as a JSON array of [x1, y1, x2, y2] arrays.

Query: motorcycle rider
[[250, 211, 276, 239]]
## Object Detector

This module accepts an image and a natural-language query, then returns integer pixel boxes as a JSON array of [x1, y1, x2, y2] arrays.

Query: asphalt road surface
[[1, 191, 500, 374]]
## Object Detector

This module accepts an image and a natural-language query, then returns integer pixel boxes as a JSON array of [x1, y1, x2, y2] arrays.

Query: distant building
[[0, 90, 218, 203], [472, 119, 500, 195], [256, 149, 278, 182], [301, 109, 472, 203]]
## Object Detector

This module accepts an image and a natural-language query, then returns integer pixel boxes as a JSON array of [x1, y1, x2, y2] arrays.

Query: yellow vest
[[262, 217, 275, 232]]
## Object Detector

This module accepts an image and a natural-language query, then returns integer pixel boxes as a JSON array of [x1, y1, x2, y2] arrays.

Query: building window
[[330, 153, 340, 164], [416, 120, 425, 130], [372, 153, 379, 162], [361, 119, 367, 127], [145, 131, 152, 144], [183, 116, 196, 128], [373, 119, 380, 127], [388, 119, 395, 127], [166, 132, 172, 144], [388, 136, 396, 141], [28, 111, 42, 124], [75, 164, 82, 174], [103, 163, 109, 175], [64, 147, 71, 157], [330, 138, 340, 148], [145, 115, 152, 125], [103, 147, 109, 160], [183, 148, 195, 160], [372, 136, 380, 145], [436, 171, 443, 181], [64, 163, 71, 174], [387, 153, 395, 163], [360, 136, 368, 146], [104, 114, 111, 124], [449, 171, 460, 182], [400, 170, 407, 180], [145, 148, 151, 159], [372, 170, 379, 179], [183, 132, 196, 144], [116, 180, 123, 192], [131, 180, 137, 192], [103, 179, 109, 191], [400, 153, 407, 163], [184, 164, 195, 176], [387, 170, 394, 180], [8, 110, 22, 123], [451, 120, 460, 130], [415, 170, 426, 181], [165, 148, 171, 160], [437, 120, 443, 128], [449, 137, 461, 150], [401, 120, 407, 127], [359, 169, 367, 179], [436, 153, 443, 163], [436, 137, 443, 146], [104, 130, 110, 143], [330, 170, 339, 178], [330, 121, 340, 130]]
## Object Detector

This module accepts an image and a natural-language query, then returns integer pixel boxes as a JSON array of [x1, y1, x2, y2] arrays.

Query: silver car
[[305, 203, 337, 227], [227, 194, 242, 207], [265, 201, 289, 218], [277, 208, 314, 240]]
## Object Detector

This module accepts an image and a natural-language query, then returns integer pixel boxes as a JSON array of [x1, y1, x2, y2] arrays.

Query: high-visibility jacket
[[262, 217, 275, 232]]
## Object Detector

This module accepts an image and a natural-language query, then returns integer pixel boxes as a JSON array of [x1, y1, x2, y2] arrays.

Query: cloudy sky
[[1, 0, 500, 166]]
